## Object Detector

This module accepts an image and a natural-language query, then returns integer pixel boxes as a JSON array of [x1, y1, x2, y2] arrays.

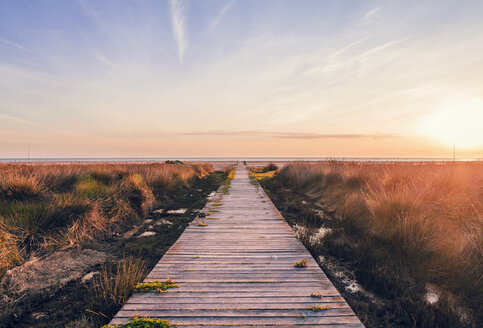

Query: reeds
[[92, 256, 147, 316], [0, 162, 214, 278], [0, 220, 23, 277], [276, 161, 482, 312]]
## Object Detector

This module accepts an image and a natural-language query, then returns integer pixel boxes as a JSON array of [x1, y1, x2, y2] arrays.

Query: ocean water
[[0, 157, 480, 163]]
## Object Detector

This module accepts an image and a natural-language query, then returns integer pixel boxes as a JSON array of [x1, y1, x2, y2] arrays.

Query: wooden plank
[[110, 316, 363, 325], [115, 309, 357, 317], [108, 165, 364, 327], [122, 303, 351, 310]]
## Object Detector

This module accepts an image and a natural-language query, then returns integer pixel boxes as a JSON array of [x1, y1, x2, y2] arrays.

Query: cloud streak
[[169, 0, 187, 63], [94, 52, 116, 69], [362, 7, 381, 22], [0, 37, 31, 53], [211, 0, 234, 28], [0, 112, 36, 126], [178, 130, 399, 140]]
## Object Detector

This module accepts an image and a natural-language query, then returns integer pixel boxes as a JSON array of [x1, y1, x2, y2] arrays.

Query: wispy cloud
[[169, 0, 187, 63], [0, 37, 31, 53], [211, 0, 234, 28], [178, 130, 399, 140], [0, 112, 36, 126], [362, 7, 381, 22], [329, 36, 370, 60], [77, 0, 99, 19], [94, 52, 116, 69], [359, 37, 412, 58]]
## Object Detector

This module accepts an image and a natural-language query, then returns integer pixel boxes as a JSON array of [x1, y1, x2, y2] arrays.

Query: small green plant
[[103, 317, 170, 328], [294, 258, 308, 268], [133, 278, 179, 293], [305, 305, 331, 311], [310, 292, 323, 299]]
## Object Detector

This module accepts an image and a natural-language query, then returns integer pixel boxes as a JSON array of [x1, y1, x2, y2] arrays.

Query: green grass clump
[[306, 305, 330, 311], [0, 174, 47, 201], [103, 317, 170, 328], [75, 175, 110, 199], [311, 292, 323, 299], [0, 220, 23, 276], [220, 167, 235, 194], [134, 278, 179, 293], [294, 258, 308, 268]]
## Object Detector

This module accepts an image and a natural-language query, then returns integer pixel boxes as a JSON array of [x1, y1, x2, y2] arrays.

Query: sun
[[420, 98, 483, 149]]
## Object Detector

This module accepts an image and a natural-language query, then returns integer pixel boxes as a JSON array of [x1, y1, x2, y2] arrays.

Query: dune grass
[[91, 256, 147, 318], [0, 162, 214, 278], [261, 161, 482, 327]]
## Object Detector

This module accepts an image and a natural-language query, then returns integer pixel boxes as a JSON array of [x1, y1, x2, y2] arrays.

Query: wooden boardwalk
[[109, 165, 364, 327]]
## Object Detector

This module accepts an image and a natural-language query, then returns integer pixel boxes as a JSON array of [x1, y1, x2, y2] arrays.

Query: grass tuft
[[102, 317, 170, 328], [294, 258, 308, 268], [305, 305, 331, 311], [134, 278, 179, 293], [0, 174, 47, 201], [92, 256, 147, 315]]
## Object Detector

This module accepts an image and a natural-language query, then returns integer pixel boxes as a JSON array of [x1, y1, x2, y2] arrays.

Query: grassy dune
[[0, 162, 214, 278], [257, 161, 482, 327]]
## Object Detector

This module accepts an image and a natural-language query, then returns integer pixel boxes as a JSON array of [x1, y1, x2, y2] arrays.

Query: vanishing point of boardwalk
[[109, 165, 364, 327]]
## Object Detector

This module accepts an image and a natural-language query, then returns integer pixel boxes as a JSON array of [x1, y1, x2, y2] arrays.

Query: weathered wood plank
[[110, 316, 363, 325], [108, 165, 364, 327]]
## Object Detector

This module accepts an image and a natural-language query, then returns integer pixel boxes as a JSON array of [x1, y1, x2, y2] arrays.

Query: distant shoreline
[[0, 157, 481, 163]]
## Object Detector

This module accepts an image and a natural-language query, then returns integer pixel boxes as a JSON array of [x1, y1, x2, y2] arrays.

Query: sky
[[1, 0, 483, 158]]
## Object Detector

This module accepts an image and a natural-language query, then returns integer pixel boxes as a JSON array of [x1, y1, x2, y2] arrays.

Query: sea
[[0, 157, 481, 163]]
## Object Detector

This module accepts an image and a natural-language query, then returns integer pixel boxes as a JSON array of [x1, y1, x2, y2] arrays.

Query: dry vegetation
[[259, 161, 482, 327], [0, 162, 213, 278]]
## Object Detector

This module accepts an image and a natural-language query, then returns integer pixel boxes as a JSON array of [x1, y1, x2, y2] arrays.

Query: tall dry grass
[[0, 162, 214, 277], [91, 256, 147, 318], [277, 161, 482, 311]]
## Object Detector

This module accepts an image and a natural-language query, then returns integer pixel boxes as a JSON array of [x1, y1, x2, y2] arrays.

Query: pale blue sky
[[1, 0, 482, 157]]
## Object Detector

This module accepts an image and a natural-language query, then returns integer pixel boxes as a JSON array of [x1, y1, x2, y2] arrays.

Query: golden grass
[[0, 220, 23, 276], [92, 256, 147, 313], [278, 161, 483, 304], [252, 170, 277, 180], [294, 258, 308, 268], [305, 305, 331, 311], [0, 162, 214, 277]]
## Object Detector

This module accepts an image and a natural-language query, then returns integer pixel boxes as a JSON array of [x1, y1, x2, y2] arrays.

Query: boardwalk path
[[109, 165, 364, 327]]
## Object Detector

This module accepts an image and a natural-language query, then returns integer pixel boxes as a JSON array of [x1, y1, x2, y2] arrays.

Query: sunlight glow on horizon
[[0, 0, 482, 158], [420, 99, 483, 150]]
